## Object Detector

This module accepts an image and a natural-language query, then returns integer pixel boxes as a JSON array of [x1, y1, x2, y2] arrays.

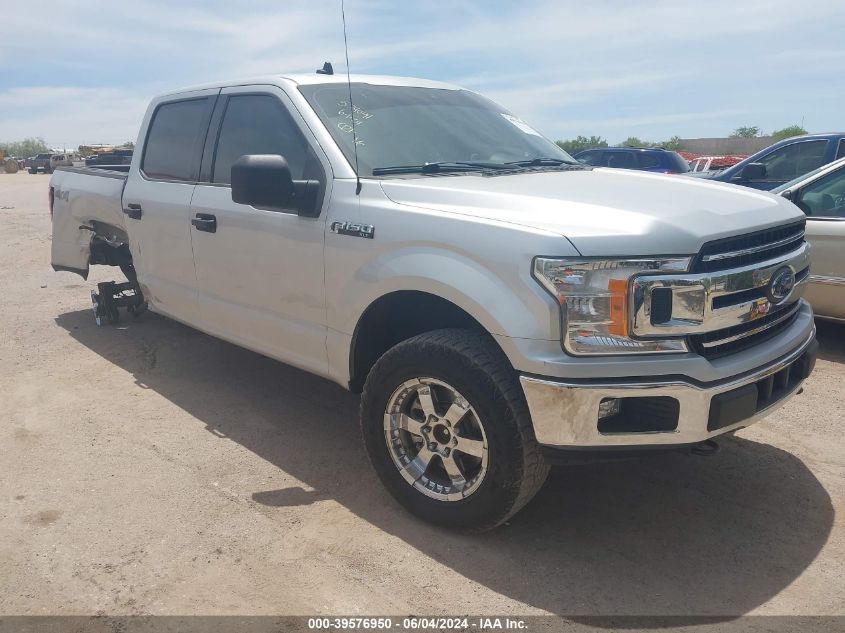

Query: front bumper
[[521, 329, 817, 448]]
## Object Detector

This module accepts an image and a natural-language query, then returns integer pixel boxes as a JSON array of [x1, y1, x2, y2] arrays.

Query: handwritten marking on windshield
[[336, 100, 370, 145]]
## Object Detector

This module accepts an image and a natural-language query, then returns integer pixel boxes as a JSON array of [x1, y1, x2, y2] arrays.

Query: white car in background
[[776, 157, 845, 320], [49, 153, 84, 171]]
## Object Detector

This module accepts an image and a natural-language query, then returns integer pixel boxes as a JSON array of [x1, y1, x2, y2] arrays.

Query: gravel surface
[[1, 171, 843, 619]]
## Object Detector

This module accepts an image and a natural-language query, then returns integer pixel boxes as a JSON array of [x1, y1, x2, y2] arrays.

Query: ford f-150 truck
[[49, 73, 818, 531]]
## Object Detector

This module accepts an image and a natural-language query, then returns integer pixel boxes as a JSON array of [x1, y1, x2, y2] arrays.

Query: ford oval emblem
[[767, 267, 795, 304]]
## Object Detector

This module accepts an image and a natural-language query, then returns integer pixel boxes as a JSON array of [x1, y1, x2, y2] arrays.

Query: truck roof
[[158, 73, 462, 98]]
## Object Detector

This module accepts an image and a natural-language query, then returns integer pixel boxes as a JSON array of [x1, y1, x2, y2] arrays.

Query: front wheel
[[360, 329, 549, 532]]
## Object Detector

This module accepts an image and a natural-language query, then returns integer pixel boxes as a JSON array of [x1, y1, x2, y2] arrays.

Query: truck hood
[[379, 168, 802, 256]]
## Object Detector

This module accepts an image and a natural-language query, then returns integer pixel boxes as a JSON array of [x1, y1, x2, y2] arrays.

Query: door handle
[[123, 203, 142, 219], [191, 213, 217, 233]]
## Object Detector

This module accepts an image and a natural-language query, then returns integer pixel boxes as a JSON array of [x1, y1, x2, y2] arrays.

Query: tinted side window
[[142, 98, 210, 181], [757, 140, 827, 181], [797, 167, 845, 218], [637, 153, 661, 169], [576, 151, 603, 166], [212, 95, 311, 185], [606, 151, 636, 169], [837, 139, 845, 160]]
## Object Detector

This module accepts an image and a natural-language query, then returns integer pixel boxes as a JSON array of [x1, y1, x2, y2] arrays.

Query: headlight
[[533, 257, 691, 355]]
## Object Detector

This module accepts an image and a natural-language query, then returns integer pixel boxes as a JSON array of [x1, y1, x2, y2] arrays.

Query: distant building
[[679, 136, 773, 156]]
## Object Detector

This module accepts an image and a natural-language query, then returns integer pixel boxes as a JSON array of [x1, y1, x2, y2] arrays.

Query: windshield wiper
[[371, 161, 509, 176], [505, 157, 579, 167]]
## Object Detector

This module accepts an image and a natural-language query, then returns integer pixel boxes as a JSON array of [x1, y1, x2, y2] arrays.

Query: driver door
[[188, 86, 332, 375]]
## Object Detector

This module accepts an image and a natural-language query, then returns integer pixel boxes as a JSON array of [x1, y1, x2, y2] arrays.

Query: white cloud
[[0, 88, 148, 147], [1, 0, 843, 145], [565, 109, 747, 131]]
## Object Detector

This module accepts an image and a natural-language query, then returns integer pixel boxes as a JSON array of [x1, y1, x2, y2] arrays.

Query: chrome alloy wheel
[[384, 378, 489, 501]]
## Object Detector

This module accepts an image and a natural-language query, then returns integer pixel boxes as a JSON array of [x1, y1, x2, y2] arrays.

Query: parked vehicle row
[[574, 147, 690, 174], [704, 133, 845, 190], [24, 152, 84, 174], [49, 72, 818, 531]]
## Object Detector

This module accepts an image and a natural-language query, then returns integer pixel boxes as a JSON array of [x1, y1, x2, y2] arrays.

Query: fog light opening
[[598, 398, 622, 420], [597, 396, 681, 434]]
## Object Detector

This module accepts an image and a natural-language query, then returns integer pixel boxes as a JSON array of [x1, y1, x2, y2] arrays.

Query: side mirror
[[781, 189, 793, 201], [231, 154, 294, 208], [231, 154, 322, 216], [740, 162, 766, 181]]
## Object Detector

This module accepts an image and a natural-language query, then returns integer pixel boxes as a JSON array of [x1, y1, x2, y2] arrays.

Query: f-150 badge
[[331, 221, 375, 239]]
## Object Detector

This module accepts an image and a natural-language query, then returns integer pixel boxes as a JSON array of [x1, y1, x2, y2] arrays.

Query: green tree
[[0, 137, 50, 158], [661, 135, 683, 150], [730, 126, 761, 138], [555, 135, 608, 154], [770, 125, 808, 141], [621, 136, 653, 148]]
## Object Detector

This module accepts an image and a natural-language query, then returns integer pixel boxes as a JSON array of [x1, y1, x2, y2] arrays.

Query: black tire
[[28, 169, 37, 174], [360, 328, 549, 532]]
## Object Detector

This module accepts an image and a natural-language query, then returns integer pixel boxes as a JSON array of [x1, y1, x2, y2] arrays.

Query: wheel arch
[[348, 289, 505, 393]]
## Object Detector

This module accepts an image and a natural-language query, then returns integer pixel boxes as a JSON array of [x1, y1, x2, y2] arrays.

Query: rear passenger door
[[123, 88, 218, 324], [188, 85, 331, 376]]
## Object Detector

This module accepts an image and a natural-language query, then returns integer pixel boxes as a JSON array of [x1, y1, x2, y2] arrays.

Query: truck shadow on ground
[[56, 309, 836, 623], [816, 319, 845, 363]]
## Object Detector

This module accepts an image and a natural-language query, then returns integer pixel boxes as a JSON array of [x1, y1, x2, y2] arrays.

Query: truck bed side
[[50, 167, 128, 278]]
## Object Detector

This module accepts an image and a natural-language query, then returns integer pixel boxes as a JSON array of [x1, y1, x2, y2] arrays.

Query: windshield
[[298, 83, 575, 177]]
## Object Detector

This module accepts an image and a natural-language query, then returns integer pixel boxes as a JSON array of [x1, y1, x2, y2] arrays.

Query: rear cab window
[[142, 97, 213, 181]]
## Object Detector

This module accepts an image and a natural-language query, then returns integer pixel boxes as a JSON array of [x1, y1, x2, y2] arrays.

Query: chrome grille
[[690, 301, 802, 359], [692, 220, 806, 273], [631, 222, 810, 358]]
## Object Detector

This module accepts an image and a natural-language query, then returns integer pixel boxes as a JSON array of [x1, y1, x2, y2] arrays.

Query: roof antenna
[[316, 62, 333, 75], [341, 0, 362, 195]]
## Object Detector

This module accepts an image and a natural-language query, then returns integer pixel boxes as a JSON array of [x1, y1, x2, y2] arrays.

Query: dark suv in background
[[704, 133, 845, 190], [574, 147, 690, 174]]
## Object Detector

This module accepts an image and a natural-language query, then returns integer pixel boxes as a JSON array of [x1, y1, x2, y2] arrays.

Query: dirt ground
[[1, 170, 844, 621]]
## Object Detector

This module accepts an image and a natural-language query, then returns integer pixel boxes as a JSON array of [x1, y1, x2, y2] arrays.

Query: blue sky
[[1, 0, 843, 149]]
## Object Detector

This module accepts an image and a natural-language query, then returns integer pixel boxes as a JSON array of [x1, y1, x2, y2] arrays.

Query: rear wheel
[[360, 329, 549, 532]]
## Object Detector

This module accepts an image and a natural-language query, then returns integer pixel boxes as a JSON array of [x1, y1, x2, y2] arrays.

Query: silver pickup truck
[[49, 73, 818, 531]]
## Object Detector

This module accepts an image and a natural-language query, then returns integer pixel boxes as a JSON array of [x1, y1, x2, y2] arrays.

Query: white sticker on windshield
[[500, 113, 541, 136]]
